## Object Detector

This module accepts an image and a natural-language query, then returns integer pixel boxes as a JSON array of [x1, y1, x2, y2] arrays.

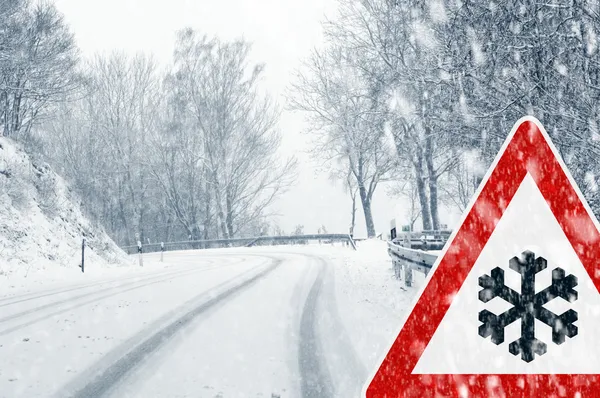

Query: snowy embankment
[[322, 239, 426, 376], [0, 138, 129, 291]]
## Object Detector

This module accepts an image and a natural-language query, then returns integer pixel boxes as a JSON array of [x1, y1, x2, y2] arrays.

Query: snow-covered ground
[[117, 253, 314, 398], [322, 240, 424, 376], [0, 242, 420, 397], [0, 137, 127, 282]]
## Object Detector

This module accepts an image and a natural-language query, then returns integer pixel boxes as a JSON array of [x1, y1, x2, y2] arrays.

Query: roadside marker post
[[80, 238, 85, 273]]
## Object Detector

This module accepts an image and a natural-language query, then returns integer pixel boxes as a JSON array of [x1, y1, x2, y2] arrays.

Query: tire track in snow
[[0, 254, 242, 305], [56, 257, 281, 398], [298, 260, 335, 398], [0, 264, 215, 323], [0, 260, 247, 336], [0, 264, 211, 308], [314, 255, 367, 396]]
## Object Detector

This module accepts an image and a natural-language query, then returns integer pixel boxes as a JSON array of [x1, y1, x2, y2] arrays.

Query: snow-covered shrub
[[0, 154, 30, 210], [32, 162, 61, 218]]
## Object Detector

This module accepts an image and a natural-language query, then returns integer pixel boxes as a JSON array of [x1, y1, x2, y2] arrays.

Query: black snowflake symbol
[[478, 250, 578, 362]]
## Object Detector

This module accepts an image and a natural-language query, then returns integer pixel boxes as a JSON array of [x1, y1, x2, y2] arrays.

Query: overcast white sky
[[53, 0, 419, 237]]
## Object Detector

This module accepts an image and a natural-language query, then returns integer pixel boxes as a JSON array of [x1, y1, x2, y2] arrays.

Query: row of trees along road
[[1, 0, 295, 246], [292, 0, 600, 237], [6, 0, 600, 242]]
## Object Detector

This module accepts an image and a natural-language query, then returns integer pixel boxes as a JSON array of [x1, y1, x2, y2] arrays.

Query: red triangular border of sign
[[364, 117, 600, 397]]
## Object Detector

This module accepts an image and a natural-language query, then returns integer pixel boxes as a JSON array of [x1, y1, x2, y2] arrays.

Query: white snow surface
[[0, 138, 127, 287], [319, 240, 418, 373], [0, 242, 416, 397]]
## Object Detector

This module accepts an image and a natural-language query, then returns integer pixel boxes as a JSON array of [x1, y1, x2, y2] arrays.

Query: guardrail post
[[404, 264, 413, 287], [395, 261, 402, 279], [160, 242, 164, 262], [80, 238, 85, 273], [137, 240, 143, 267]]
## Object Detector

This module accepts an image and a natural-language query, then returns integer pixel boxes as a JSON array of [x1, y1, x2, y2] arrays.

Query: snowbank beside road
[[0, 138, 128, 291], [324, 240, 421, 377]]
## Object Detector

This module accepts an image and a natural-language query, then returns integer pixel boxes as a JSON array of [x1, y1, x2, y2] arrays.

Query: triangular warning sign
[[364, 116, 600, 397]]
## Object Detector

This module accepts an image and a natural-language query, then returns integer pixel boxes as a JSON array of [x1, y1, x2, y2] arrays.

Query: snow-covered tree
[[0, 0, 79, 139], [290, 45, 394, 238]]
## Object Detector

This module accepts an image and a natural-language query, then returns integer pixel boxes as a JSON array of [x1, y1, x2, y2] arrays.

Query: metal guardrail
[[388, 242, 438, 287], [121, 234, 357, 255], [392, 229, 452, 251], [388, 230, 450, 287], [388, 243, 438, 268], [248, 234, 357, 250]]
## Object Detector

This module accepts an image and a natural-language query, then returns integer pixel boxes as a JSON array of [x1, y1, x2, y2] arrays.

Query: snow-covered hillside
[[0, 137, 128, 282]]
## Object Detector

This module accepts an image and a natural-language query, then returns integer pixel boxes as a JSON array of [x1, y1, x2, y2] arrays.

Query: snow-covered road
[[0, 242, 416, 398]]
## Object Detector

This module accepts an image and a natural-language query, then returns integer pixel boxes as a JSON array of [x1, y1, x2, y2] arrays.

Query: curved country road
[[0, 248, 366, 398]]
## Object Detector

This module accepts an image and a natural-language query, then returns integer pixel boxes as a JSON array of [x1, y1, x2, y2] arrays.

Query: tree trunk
[[414, 143, 432, 230], [424, 128, 439, 230], [349, 190, 357, 236], [165, 211, 172, 242], [1, 90, 7, 136], [117, 181, 131, 246], [138, 207, 145, 245], [211, 171, 229, 240], [12, 92, 21, 136], [203, 177, 212, 246], [358, 183, 376, 238], [226, 189, 234, 239]]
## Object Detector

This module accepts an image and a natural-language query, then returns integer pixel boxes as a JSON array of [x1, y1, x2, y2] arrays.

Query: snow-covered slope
[[0, 137, 128, 281]]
